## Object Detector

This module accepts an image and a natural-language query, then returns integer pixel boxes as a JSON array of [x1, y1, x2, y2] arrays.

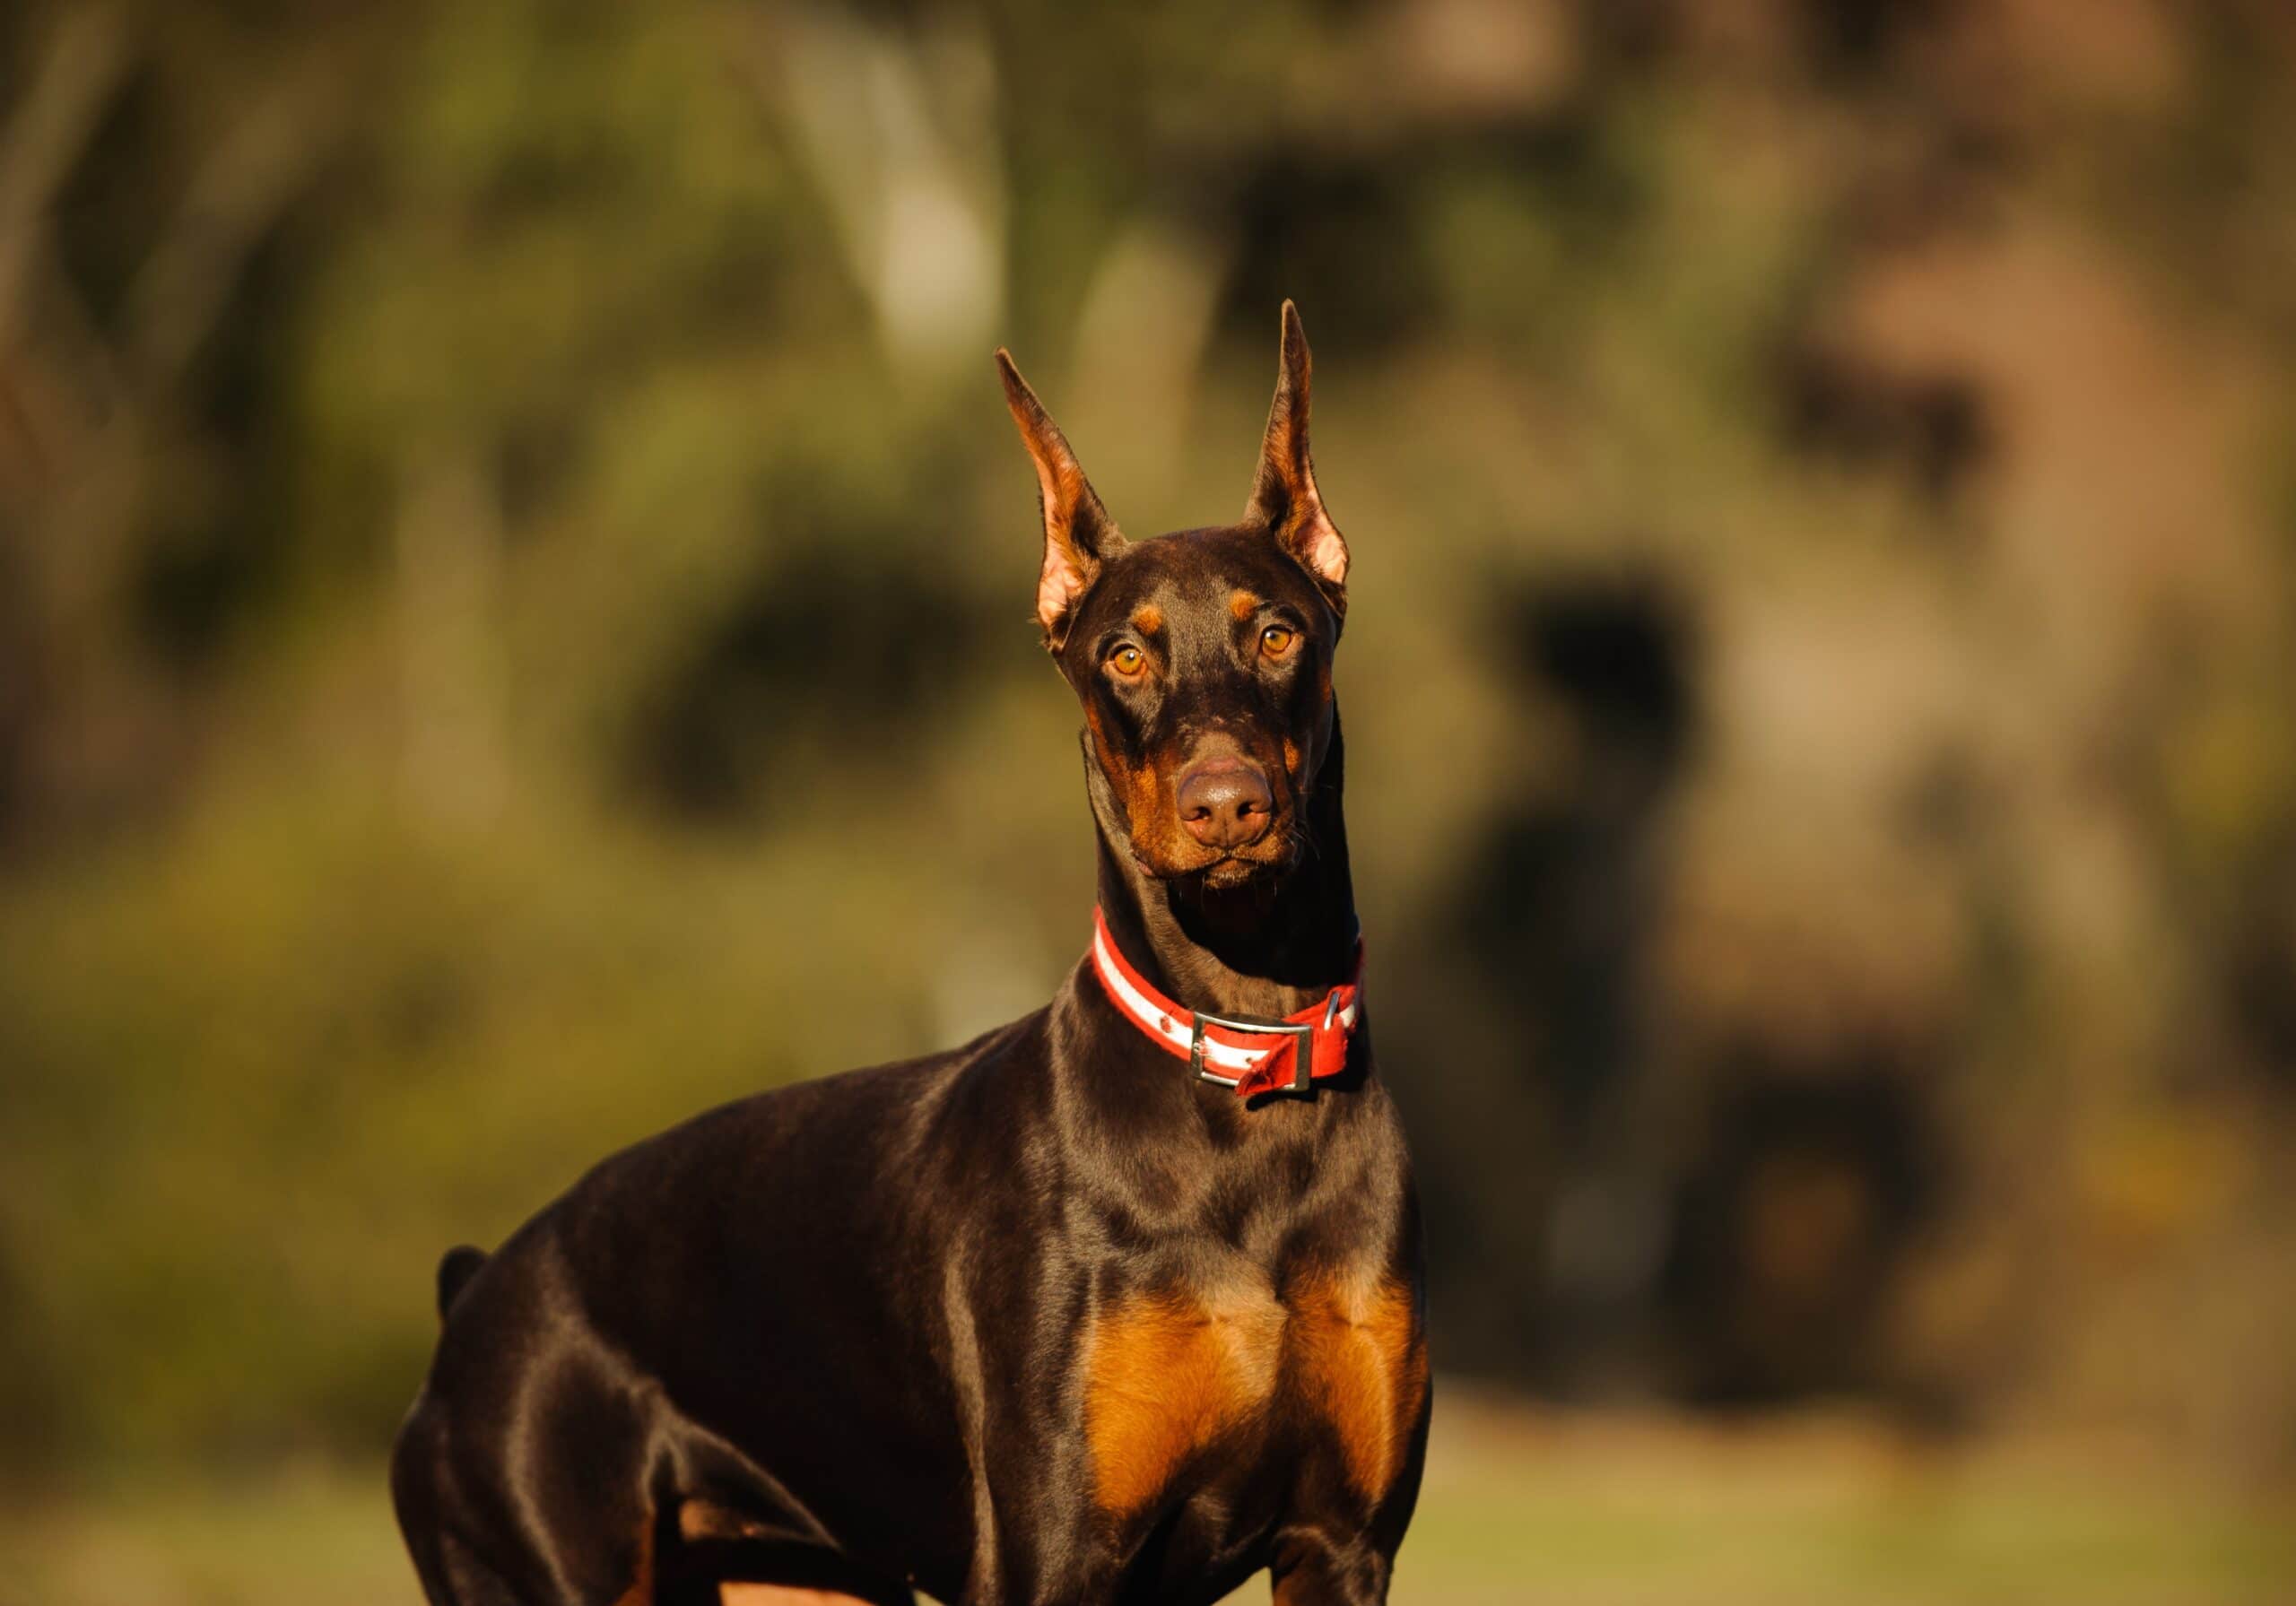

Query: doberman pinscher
[[391, 303, 1428, 1606]]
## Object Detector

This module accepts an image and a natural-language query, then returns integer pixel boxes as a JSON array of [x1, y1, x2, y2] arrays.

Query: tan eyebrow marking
[[1229, 590, 1260, 621], [1131, 603, 1164, 635]]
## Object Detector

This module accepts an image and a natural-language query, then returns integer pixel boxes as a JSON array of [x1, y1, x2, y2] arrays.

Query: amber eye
[[1109, 645, 1145, 678], [1259, 625, 1297, 659]]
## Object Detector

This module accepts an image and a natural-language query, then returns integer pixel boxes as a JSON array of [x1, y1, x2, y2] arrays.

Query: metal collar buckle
[[1189, 992, 1340, 1095]]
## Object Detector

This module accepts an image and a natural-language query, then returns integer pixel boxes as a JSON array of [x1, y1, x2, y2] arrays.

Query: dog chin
[[1131, 839, 1295, 889], [1199, 855, 1280, 890]]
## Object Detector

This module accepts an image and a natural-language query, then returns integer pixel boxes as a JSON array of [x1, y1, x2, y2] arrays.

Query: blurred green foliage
[[0, 0, 2292, 1497]]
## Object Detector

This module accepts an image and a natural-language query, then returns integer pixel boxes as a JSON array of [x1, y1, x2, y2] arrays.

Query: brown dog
[[391, 302, 1427, 1606]]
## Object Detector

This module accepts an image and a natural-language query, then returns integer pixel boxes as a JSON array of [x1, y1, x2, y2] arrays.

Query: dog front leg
[[1267, 1527, 1396, 1606], [951, 1488, 1121, 1606]]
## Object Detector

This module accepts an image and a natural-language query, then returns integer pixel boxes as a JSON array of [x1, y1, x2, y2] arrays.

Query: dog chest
[[1078, 1264, 1426, 1521]]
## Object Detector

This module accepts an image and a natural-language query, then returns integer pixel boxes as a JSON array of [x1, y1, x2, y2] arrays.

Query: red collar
[[1089, 907, 1364, 1099]]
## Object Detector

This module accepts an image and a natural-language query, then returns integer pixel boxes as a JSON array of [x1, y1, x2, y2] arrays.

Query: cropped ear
[[1245, 300, 1349, 608], [996, 349, 1126, 647]]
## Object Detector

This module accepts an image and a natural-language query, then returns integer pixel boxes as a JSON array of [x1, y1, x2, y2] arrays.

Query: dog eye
[[1109, 645, 1145, 677], [1259, 626, 1296, 659]]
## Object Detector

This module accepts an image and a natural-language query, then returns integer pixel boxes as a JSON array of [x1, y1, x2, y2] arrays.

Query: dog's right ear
[[996, 349, 1126, 649]]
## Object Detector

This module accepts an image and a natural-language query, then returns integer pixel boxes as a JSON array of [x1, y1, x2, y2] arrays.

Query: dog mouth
[[1197, 854, 1275, 890], [1130, 822, 1300, 886]]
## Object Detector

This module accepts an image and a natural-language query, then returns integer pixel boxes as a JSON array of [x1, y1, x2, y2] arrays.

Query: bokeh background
[[2, 1, 2293, 1601]]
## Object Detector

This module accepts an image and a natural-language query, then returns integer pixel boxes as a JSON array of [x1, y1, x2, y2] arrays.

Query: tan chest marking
[[1082, 1272, 1425, 1517], [1291, 1273, 1427, 1503], [1083, 1283, 1284, 1518]]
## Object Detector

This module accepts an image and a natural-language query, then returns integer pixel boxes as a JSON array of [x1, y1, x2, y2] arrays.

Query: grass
[[2, 1393, 2286, 1606]]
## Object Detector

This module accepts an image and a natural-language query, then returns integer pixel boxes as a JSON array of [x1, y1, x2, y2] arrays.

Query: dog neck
[[1087, 714, 1360, 1022]]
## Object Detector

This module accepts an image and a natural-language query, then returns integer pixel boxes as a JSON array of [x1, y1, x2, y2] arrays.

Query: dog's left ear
[[1245, 300, 1349, 610]]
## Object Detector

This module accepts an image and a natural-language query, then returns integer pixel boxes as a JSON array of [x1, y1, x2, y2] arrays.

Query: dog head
[[997, 302, 1350, 889]]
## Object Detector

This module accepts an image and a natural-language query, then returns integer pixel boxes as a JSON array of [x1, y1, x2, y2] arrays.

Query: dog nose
[[1178, 759, 1274, 848]]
